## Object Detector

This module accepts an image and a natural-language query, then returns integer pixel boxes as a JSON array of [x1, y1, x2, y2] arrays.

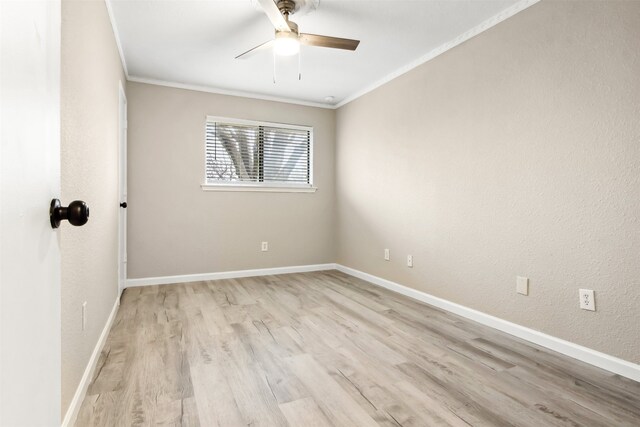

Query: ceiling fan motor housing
[[277, 0, 298, 16], [278, 20, 299, 36]]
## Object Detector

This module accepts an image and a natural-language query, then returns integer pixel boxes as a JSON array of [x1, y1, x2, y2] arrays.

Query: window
[[203, 116, 314, 192]]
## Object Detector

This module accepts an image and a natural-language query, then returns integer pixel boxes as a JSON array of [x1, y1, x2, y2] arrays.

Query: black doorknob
[[120, 202, 127, 208], [50, 199, 90, 229]]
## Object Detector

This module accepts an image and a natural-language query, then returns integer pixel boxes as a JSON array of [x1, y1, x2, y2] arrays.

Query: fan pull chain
[[273, 48, 277, 84], [298, 47, 302, 81]]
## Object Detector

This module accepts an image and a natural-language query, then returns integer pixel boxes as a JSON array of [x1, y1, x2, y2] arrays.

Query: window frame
[[201, 115, 316, 193]]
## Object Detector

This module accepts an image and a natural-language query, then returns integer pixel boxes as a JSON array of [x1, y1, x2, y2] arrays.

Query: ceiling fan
[[236, 0, 360, 59]]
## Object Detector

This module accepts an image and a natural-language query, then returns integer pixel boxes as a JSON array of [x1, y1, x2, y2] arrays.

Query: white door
[[0, 1, 62, 426], [118, 82, 127, 292]]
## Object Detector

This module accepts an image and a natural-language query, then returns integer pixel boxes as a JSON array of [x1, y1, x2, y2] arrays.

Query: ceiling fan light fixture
[[274, 31, 300, 56], [236, 0, 359, 60]]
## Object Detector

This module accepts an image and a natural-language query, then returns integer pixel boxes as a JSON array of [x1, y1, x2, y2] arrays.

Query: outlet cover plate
[[579, 289, 595, 311], [516, 276, 529, 295], [407, 255, 413, 268]]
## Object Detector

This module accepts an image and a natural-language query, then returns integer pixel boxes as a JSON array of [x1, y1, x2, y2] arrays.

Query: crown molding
[[127, 76, 335, 109], [334, 0, 540, 108], [105, 0, 129, 77], [108, 0, 539, 109]]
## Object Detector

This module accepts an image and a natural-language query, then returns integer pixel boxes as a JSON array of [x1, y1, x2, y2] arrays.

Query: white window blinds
[[205, 118, 312, 187]]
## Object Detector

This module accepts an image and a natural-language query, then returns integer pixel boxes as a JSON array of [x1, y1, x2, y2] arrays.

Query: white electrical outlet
[[82, 301, 87, 331], [407, 255, 413, 268], [516, 276, 529, 295], [261, 241, 268, 252], [384, 248, 390, 261], [579, 289, 595, 311]]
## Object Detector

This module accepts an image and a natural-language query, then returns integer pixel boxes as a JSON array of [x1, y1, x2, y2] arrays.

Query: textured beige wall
[[127, 82, 336, 278], [61, 0, 125, 415], [336, 0, 640, 363]]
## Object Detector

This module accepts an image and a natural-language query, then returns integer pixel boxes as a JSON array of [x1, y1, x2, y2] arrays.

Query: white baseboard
[[123, 262, 639, 382], [62, 297, 120, 427], [335, 264, 640, 383], [125, 263, 338, 288]]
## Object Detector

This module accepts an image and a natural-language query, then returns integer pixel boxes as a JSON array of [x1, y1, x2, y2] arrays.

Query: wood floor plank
[[75, 271, 640, 426], [237, 327, 309, 404], [190, 362, 245, 427], [392, 380, 470, 427], [285, 353, 380, 427], [469, 337, 640, 424], [279, 397, 333, 427], [217, 334, 289, 426]]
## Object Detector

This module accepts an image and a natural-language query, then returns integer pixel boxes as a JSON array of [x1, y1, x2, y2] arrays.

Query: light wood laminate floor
[[76, 270, 640, 426]]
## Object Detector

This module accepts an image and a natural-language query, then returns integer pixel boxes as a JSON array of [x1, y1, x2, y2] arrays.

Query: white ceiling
[[109, 0, 533, 107]]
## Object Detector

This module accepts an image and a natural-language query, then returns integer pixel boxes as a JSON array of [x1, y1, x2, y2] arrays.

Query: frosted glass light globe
[[274, 32, 300, 56]]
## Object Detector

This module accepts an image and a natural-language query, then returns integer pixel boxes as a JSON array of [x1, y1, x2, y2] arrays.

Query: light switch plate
[[516, 276, 529, 295]]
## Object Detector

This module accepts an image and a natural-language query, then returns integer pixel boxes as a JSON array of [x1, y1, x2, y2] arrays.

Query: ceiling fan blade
[[235, 39, 274, 59], [257, 0, 291, 32], [299, 33, 360, 51]]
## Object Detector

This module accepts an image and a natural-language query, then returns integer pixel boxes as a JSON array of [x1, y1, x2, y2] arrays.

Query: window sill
[[201, 183, 317, 193]]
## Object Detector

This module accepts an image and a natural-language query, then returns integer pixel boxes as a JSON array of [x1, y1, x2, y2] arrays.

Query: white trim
[[203, 116, 314, 190], [125, 263, 338, 288], [335, 0, 540, 108], [117, 81, 128, 294], [201, 183, 317, 193], [127, 76, 333, 109], [335, 264, 640, 383], [105, 0, 129, 77], [121, 259, 640, 381], [113, 1, 539, 110], [62, 297, 120, 427], [206, 115, 312, 132]]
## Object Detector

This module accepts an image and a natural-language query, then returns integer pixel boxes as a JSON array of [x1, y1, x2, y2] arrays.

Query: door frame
[[118, 80, 127, 293]]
